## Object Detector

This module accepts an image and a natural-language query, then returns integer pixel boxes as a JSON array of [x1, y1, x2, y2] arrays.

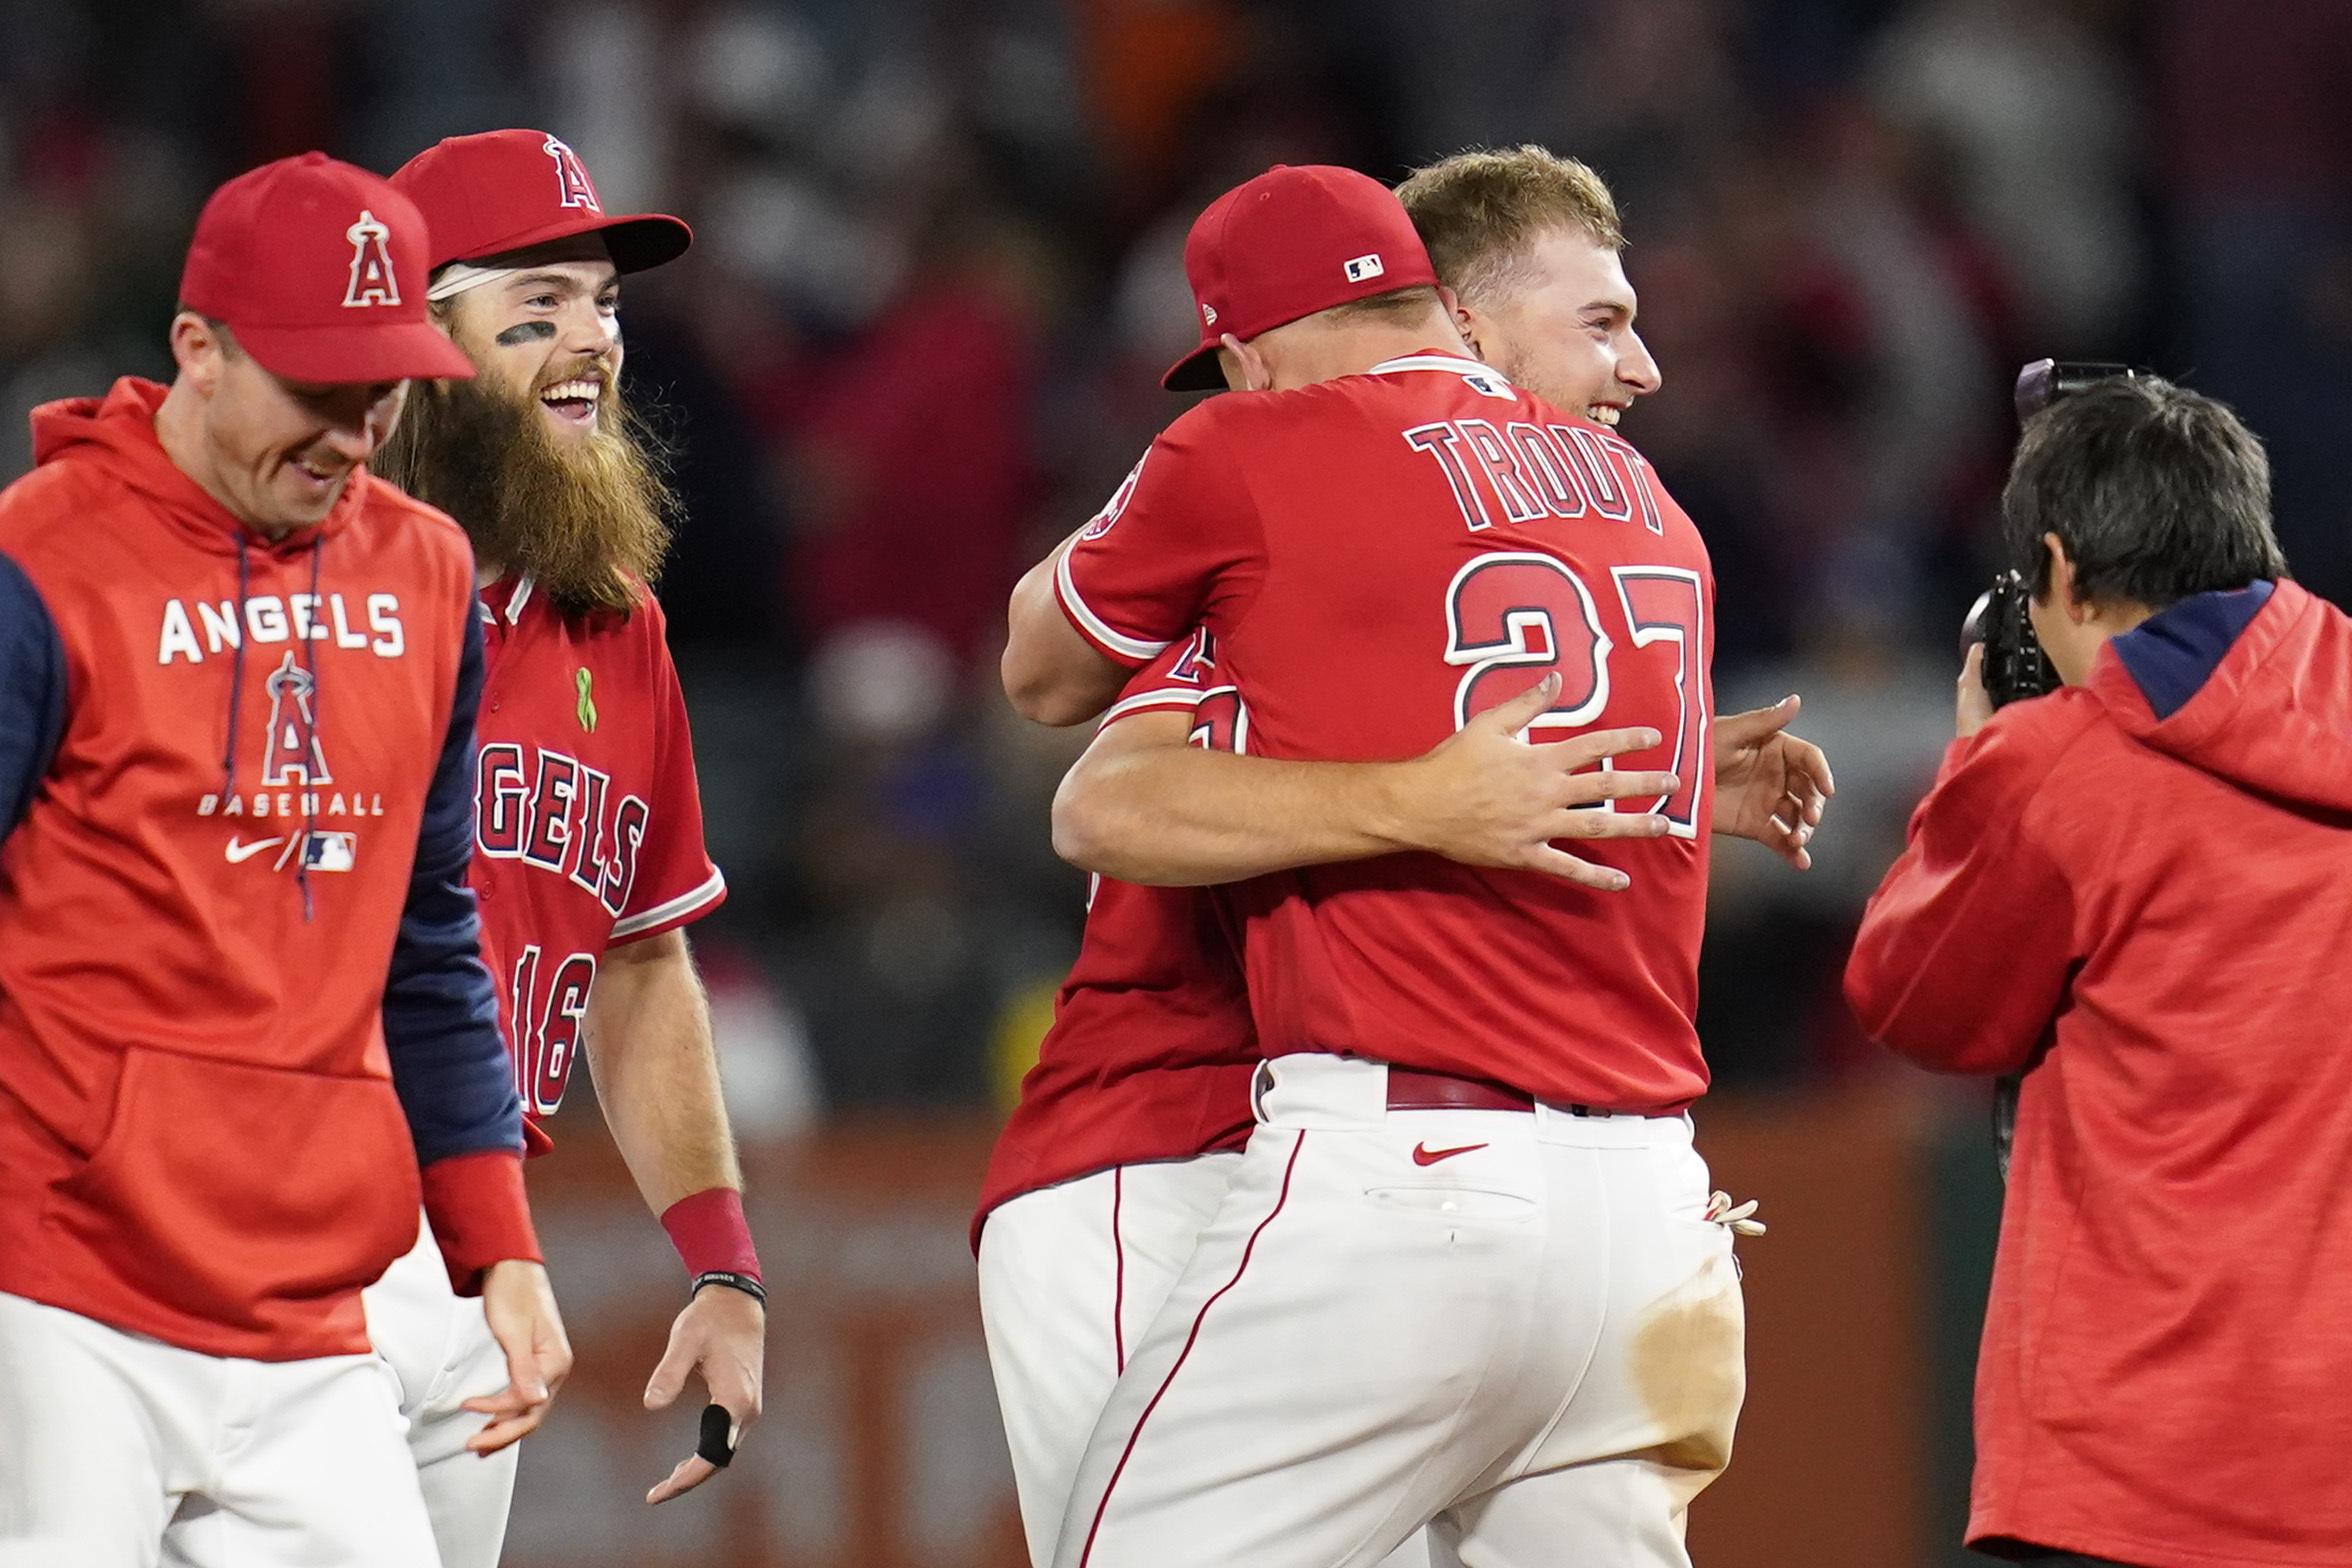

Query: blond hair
[[1395, 147, 1624, 308]]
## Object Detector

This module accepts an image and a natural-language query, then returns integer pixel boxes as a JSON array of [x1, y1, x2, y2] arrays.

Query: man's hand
[[463, 1259, 573, 1455], [1393, 673, 1680, 890], [1712, 696, 1834, 869], [642, 1283, 766, 1504], [1956, 643, 1995, 739]]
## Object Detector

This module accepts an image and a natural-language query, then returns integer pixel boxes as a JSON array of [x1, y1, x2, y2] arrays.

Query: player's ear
[[2042, 533, 2088, 619], [169, 312, 227, 397], [1217, 333, 1273, 394], [1441, 286, 1484, 362]]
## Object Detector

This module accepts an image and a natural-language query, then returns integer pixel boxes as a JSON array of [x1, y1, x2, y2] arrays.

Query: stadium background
[[4, 0, 2346, 1561]]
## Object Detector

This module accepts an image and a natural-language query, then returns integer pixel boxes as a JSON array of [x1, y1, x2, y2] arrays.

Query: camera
[[1960, 570, 2059, 709], [1968, 360, 2138, 1179], [1960, 360, 2140, 713]]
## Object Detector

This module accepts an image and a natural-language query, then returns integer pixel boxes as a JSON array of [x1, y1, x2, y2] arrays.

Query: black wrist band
[[690, 1269, 767, 1305]]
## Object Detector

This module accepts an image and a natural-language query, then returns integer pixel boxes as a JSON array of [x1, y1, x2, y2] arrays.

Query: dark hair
[[2002, 375, 2286, 610]]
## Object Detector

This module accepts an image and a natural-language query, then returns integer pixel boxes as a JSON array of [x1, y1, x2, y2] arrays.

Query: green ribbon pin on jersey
[[575, 667, 598, 733]]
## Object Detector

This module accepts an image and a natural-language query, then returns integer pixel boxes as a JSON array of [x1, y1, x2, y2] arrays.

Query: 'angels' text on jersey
[[475, 742, 647, 917], [156, 593, 407, 663]]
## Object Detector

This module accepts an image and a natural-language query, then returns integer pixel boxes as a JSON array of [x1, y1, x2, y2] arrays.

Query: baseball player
[[0, 153, 563, 1567], [981, 148, 1814, 1568], [980, 631, 1677, 1568], [361, 128, 758, 1561], [1005, 165, 1747, 1568]]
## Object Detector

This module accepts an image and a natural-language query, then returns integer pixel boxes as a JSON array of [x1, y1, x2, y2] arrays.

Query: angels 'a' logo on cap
[[1344, 253, 1384, 284], [545, 135, 602, 213], [343, 209, 400, 308]]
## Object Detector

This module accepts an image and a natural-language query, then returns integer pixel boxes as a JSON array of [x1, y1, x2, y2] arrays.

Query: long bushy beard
[[376, 366, 673, 616]]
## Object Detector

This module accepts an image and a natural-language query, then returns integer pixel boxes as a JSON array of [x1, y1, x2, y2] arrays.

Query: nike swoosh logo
[[1412, 1141, 1488, 1166], [224, 836, 286, 864]]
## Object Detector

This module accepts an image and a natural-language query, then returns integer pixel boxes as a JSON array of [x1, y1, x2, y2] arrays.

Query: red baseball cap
[[390, 129, 692, 275], [1163, 164, 1441, 392], [179, 152, 476, 384]]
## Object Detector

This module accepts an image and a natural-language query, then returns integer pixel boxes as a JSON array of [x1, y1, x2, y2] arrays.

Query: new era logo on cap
[[1344, 253, 1384, 283]]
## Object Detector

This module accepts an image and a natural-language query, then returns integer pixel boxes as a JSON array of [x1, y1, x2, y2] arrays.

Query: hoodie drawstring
[[222, 536, 250, 800], [295, 537, 323, 923], [223, 532, 327, 924]]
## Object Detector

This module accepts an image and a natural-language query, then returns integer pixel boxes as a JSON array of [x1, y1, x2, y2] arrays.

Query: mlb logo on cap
[[1163, 165, 1438, 392]]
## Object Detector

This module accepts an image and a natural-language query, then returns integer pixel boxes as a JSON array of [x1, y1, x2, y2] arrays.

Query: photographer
[[1845, 376, 2352, 1568]]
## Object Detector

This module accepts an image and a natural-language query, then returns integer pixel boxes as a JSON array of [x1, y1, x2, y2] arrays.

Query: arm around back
[[1002, 543, 1131, 725], [1052, 674, 1680, 889]]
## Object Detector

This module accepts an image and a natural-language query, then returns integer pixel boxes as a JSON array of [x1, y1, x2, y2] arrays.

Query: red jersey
[[1057, 353, 1715, 1110], [975, 631, 1257, 1244], [470, 575, 725, 1130]]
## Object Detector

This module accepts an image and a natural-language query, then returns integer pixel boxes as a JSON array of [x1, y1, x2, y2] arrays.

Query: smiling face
[[370, 233, 671, 612], [1458, 225, 1661, 426], [169, 314, 407, 532], [439, 238, 622, 446]]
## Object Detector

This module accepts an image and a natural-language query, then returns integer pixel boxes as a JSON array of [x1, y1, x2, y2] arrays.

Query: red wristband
[[660, 1186, 761, 1283], [421, 1149, 542, 1297]]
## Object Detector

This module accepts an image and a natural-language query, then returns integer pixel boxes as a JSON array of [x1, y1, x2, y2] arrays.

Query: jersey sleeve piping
[[610, 865, 728, 943], [1100, 687, 1205, 726], [1055, 546, 1171, 666]]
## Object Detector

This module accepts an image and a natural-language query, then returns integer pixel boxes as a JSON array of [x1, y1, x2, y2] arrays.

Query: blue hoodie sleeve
[[382, 609, 525, 1165], [0, 551, 67, 835]]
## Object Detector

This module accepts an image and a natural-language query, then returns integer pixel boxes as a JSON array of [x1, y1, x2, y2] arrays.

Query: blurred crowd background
[[5, 0, 2350, 1562]]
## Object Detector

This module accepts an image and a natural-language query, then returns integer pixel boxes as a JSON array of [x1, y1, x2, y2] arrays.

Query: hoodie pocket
[[51, 1046, 421, 1333]]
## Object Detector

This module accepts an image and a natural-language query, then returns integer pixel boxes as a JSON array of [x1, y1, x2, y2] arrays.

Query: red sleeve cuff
[[421, 1149, 543, 1297], [1052, 549, 1167, 669], [660, 1186, 762, 1282]]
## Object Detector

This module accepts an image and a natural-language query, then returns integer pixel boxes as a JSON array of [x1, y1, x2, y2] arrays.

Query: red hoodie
[[1847, 579, 2352, 1568], [0, 379, 536, 1361]]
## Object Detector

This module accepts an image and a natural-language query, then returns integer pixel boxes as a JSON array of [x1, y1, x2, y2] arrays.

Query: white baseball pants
[[980, 1154, 1438, 1568], [1052, 1054, 1747, 1568], [979, 1155, 1244, 1568], [359, 1214, 518, 1568], [0, 1288, 441, 1568]]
